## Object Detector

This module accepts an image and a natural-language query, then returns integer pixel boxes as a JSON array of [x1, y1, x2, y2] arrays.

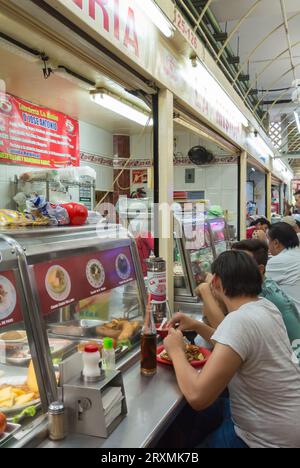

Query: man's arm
[[196, 283, 226, 328], [166, 332, 242, 411]]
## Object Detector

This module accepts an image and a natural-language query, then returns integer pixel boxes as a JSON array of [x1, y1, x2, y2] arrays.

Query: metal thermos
[[146, 257, 167, 324]]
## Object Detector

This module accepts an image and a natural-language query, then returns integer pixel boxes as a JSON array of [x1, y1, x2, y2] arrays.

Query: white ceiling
[[0, 12, 151, 135], [211, 0, 300, 122]]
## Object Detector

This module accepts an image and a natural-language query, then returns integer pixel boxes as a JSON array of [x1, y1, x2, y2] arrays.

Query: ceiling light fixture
[[90, 89, 153, 126], [139, 0, 174, 38]]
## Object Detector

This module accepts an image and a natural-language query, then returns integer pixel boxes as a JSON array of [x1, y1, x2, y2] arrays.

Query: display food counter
[[174, 214, 230, 307], [0, 224, 147, 448]]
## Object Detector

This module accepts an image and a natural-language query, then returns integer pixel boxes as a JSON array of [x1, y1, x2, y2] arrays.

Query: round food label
[[45, 265, 71, 302], [86, 259, 105, 289], [115, 254, 131, 280], [0, 275, 17, 320]]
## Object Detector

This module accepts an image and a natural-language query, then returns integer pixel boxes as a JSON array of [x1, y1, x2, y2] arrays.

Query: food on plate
[[90, 263, 101, 283], [0, 361, 39, 410], [0, 331, 27, 342], [27, 361, 39, 394], [0, 412, 7, 435], [159, 344, 205, 363], [96, 319, 141, 341], [47, 267, 67, 294], [0, 284, 7, 304], [0, 386, 37, 409]]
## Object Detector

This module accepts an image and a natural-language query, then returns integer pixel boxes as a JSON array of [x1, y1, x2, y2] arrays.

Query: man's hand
[[163, 328, 186, 360], [168, 312, 197, 332]]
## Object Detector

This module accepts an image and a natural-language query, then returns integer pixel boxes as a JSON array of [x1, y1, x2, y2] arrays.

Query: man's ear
[[259, 264, 265, 276]]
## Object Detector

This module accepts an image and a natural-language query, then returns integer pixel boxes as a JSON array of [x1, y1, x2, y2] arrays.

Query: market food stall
[[0, 224, 147, 447]]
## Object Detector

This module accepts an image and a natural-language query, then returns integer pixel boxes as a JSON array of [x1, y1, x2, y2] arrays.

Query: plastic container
[[102, 338, 116, 371], [82, 344, 101, 379]]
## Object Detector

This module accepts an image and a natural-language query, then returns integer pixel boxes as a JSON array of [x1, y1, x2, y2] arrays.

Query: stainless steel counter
[[37, 359, 184, 449]]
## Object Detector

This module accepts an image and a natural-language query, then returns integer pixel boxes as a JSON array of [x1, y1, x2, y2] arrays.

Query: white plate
[[0, 276, 17, 321], [0, 376, 40, 415], [86, 259, 105, 289]]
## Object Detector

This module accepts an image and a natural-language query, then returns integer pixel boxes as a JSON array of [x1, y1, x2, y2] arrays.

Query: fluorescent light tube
[[90, 91, 153, 126], [139, 0, 174, 38]]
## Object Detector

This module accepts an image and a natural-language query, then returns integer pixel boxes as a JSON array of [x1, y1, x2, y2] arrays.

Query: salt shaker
[[48, 401, 66, 441]]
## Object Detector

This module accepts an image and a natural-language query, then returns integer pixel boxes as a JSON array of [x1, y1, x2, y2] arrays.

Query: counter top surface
[[37, 358, 184, 449]]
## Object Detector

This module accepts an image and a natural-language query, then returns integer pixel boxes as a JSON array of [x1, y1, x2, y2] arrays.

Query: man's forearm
[[194, 321, 216, 344]]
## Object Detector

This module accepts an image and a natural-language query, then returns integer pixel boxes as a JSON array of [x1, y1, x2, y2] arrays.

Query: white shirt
[[266, 248, 300, 314], [212, 298, 300, 448]]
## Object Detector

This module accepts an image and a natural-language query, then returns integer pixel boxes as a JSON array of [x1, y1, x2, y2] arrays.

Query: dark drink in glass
[[141, 299, 157, 376], [141, 333, 157, 376]]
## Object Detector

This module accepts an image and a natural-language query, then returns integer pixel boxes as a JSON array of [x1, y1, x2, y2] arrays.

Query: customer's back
[[266, 223, 300, 314]]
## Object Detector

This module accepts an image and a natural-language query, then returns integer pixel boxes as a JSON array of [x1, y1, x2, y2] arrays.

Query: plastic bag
[[0, 209, 49, 226], [27, 195, 69, 226]]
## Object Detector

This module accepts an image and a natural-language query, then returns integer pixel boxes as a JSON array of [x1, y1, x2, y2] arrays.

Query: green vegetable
[[12, 405, 37, 424]]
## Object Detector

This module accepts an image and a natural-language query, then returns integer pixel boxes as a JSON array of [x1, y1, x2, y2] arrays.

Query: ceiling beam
[[276, 153, 300, 160]]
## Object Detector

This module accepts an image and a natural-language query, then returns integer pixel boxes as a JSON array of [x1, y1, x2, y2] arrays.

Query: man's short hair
[[211, 250, 263, 298], [268, 222, 300, 249], [232, 239, 269, 267], [249, 217, 271, 228]]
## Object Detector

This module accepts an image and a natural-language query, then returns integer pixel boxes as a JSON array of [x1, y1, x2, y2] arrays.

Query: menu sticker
[[33, 246, 136, 316], [0, 271, 23, 328]]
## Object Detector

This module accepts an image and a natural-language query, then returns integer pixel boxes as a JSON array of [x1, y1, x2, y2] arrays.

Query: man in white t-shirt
[[165, 250, 300, 448], [266, 222, 300, 314]]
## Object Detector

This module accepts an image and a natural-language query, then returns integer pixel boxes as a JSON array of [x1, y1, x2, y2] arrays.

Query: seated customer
[[282, 215, 300, 242], [246, 217, 270, 242], [232, 239, 300, 346], [166, 251, 300, 448], [266, 223, 300, 314]]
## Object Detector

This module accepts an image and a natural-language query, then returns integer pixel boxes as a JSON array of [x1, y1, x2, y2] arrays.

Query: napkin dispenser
[[60, 353, 127, 438]]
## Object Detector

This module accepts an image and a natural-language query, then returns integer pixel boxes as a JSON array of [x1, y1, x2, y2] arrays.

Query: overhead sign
[[0, 93, 79, 168], [41, 0, 247, 143]]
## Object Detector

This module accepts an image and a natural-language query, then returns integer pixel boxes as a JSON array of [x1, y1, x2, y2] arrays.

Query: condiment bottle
[[82, 344, 101, 379], [102, 338, 116, 371], [48, 401, 66, 441], [141, 299, 157, 376]]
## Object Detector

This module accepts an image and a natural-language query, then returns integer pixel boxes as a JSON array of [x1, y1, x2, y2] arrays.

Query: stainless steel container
[[146, 256, 166, 303], [48, 401, 66, 441]]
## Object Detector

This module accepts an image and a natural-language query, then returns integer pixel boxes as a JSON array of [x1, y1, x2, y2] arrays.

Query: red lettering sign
[[72, 0, 140, 57], [124, 7, 139, 57]]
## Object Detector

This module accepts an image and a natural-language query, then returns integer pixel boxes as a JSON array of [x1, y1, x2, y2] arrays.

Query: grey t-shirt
[[212, 298, 300, 448]]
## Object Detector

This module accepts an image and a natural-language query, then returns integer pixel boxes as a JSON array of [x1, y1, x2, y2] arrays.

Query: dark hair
[[211, 250, 262, 298], [296, 221, 300, 229], [268, 222, 300, 249], [294, 190, 300, 197], [232, 239, 268, 267], [250, 217, 271, 228]]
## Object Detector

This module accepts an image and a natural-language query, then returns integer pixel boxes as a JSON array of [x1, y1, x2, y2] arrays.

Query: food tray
[[0, 423, 21, 446], [48, 320, 105, 337]]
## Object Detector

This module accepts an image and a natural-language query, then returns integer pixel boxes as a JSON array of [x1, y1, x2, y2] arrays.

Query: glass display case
[[174, 214, 230, 305], [207, 217, 230, 257], [0, 224, 146, 447]]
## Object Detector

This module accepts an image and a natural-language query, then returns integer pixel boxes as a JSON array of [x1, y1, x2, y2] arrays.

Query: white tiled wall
[[175, 163, 238, 229]]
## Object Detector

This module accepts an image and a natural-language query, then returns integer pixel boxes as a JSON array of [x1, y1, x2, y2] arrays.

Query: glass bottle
[[141, 300, 157, 376], [102, 337, 116, 371]]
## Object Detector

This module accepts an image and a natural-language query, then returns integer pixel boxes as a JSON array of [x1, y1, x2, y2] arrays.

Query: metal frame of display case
[[174, 215, 230, 305], [0, 224, 146, 440]]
